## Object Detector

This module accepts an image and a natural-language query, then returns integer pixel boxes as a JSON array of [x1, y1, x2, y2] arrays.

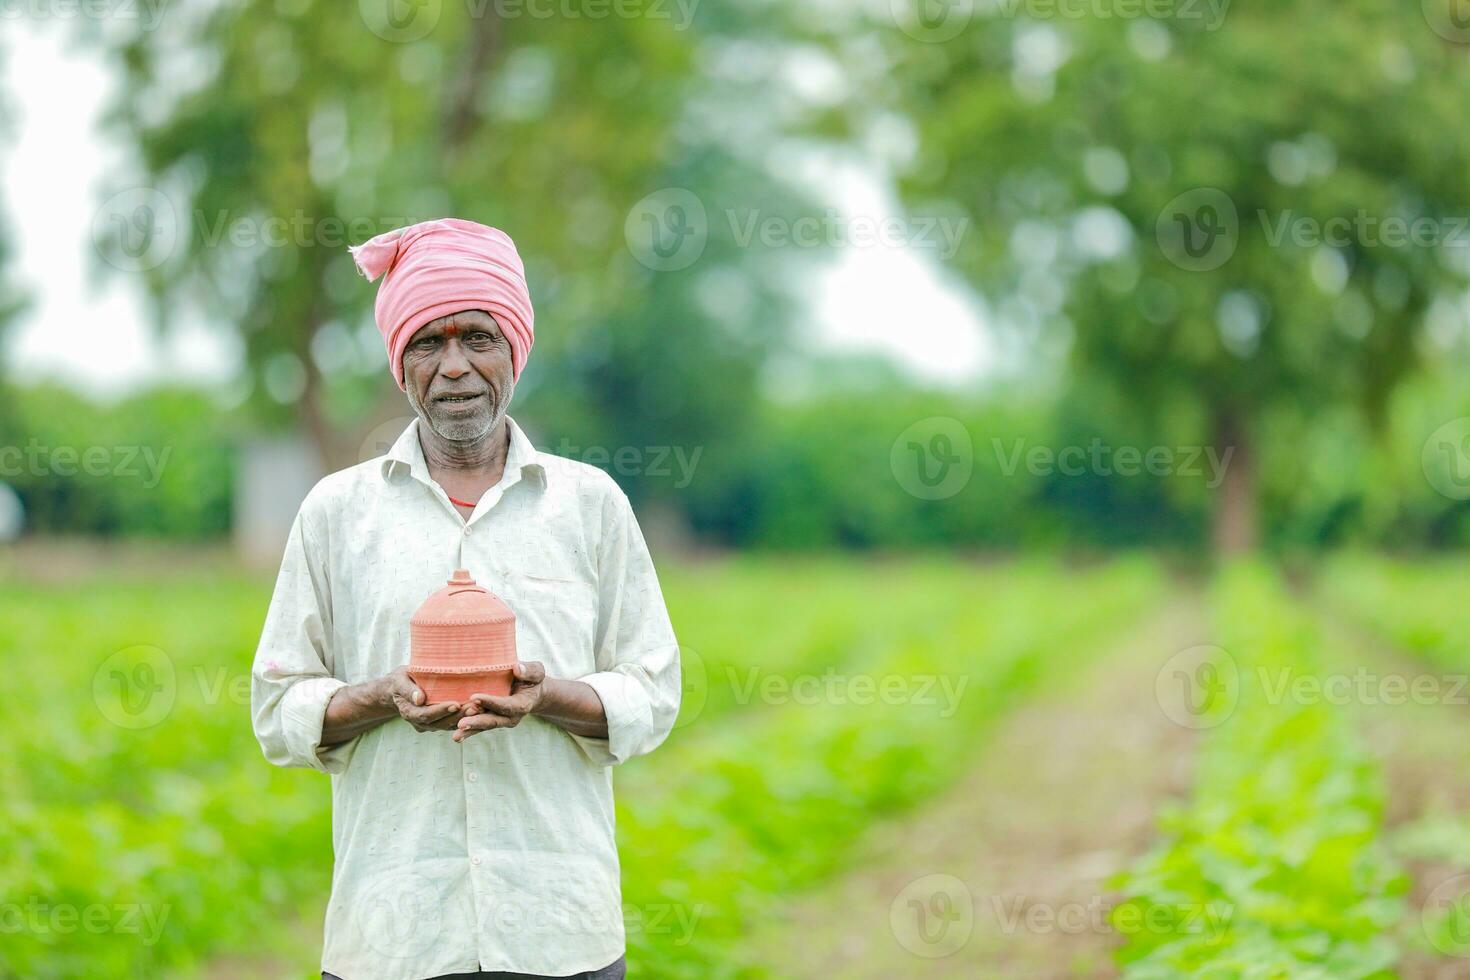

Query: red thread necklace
[[447, 493, 479, 509]]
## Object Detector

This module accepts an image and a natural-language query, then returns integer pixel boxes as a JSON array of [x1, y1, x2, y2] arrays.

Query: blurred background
[[7, 1, 1470, 977]]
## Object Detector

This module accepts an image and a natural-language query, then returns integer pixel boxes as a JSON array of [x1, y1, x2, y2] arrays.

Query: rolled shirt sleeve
[[250, 489, 356, 775], [569, 482, 681, 766]]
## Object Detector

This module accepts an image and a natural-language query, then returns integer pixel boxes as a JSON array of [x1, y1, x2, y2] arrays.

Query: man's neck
[[419, 417, 511, 486]]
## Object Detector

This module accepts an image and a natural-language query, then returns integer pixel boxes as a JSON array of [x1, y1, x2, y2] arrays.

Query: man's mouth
[[435, 392, 485, 405]]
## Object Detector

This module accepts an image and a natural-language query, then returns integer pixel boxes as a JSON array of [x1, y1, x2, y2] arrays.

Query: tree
[[90, 3, 813, 484], [859, 2, 1470, 553]]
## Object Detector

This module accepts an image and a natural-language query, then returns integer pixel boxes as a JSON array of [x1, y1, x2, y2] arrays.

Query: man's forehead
[[410, 309, 500, 340]]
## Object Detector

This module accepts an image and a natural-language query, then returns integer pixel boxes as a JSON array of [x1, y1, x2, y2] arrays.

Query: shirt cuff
[[281, 677, 356, 774], [569, 671, 654, 767]]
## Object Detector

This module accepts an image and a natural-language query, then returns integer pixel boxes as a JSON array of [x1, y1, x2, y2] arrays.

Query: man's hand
[[324, 662, 608, 749], [320, 666, 463, 747], [382, 666, 464, 732], [454, 661, 547, 742]]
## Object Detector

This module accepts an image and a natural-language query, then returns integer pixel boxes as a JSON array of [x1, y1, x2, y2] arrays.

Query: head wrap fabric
[[349, 218, 534, 390]]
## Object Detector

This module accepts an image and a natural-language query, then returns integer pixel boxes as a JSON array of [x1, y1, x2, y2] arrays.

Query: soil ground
[[1315, 613, 1470, 980], [748, 599, 1206, 979]]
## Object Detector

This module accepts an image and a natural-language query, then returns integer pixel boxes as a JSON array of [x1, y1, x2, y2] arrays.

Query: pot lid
[[409, 568, 515, 627]]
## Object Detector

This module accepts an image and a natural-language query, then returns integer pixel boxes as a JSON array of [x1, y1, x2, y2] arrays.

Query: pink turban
[[349, 218, 534, 390]]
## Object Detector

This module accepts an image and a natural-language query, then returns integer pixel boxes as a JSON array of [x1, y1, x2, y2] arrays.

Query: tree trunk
[[442, 12, 502, 156], [1211, 408, 1257, 556], [296, 348, 342, 471]]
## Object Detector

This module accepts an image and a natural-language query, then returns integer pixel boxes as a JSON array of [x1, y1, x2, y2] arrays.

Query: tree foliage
[[857, 2, 1470, 549], [93, 3, 814, 478]]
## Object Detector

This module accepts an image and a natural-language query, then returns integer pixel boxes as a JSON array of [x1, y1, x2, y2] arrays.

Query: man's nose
[[438, 339, 471, 378]]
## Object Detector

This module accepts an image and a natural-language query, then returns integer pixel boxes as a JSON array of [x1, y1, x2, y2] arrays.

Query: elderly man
[[251, 218, 681, 980]]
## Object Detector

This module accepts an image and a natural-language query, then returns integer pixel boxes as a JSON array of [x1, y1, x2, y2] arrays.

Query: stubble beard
[[408, 378, 515, 445]]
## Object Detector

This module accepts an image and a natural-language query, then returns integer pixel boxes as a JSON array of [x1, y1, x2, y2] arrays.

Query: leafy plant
[[0, 557, 1159, 977], [1113, 562, 1405, 977]]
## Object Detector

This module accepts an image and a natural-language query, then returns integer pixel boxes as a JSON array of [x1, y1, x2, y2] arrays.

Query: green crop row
[[662, 555, 1018, 732], [1113, 562, 1406, 979], [1315, 554, 1470, 962], [0, 571, 329, 979], [0, 557, 1157, 978], [618, 557, 1165, 978], [1317, 553, 1470, 671]]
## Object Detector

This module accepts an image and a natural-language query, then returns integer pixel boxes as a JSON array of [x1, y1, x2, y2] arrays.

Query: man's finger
[[401, 700, 461, 725], [387, 671, 427, 706], [459, 711, 515, 730], [468, 693, 528, 716], [513, 661, 546, 684], [454, 713, 515, 740], [421, 701, 462, 722]]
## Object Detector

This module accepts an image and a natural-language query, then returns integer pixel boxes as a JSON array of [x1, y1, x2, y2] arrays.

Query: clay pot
[[408, 568, 517, 704]]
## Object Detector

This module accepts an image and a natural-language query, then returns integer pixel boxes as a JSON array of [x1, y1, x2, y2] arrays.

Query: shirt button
[[471, 856, 482, 867], [462, 526, 471, 537], [466, 771, 478, 783]]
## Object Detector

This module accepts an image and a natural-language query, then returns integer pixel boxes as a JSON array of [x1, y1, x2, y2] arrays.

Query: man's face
[[402, 309, 515, 443]]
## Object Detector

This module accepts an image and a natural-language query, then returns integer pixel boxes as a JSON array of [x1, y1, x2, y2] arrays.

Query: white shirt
[[250, 416, 681, 980]]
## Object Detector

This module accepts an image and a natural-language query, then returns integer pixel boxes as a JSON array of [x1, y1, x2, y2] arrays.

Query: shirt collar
[[379, 415, 548, 490]]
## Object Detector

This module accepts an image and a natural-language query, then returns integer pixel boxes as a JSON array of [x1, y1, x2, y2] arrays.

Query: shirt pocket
[[498, 566, 601, 680]]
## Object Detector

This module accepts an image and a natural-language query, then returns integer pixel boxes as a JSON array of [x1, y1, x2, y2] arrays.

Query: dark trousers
[[324, 955, 626, 980]]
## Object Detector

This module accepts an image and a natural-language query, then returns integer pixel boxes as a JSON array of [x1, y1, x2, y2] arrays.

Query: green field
[[8, 554, 1470, 977]]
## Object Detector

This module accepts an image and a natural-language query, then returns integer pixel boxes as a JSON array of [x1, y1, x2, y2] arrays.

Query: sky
[[1, 23, 989, 397]]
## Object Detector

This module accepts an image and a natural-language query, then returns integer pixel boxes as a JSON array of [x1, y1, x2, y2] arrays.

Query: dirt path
[[1314, 613, 1470, 980], [748, 598, 1206, 979]]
